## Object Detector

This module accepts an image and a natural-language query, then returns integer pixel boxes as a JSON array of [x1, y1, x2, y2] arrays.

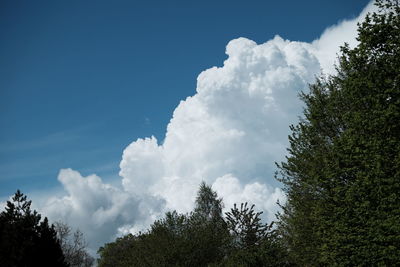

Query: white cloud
[[0, 200, 6, 212], [212, 174, 286, 222], [118, 35, 320, 217], [42, 169, 163, 249], [38, 1, 376, 254], [312, 1, 377, 74]]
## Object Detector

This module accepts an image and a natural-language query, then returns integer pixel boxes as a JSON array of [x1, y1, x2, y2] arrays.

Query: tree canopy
[[98, 183, 286, 266], [276, 0, 400, 265]]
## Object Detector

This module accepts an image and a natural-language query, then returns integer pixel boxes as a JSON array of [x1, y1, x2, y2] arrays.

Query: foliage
[[0, 190, 68, 267], [188, 182, 231, 264], [194, 182, 224, 221], [222, 203, 292, 267], [276, 0, 400, 265], [98, 183, 290, 267], [54, 221, 94, 267], [97, 234, 143, 267], [98, 183, 231, 266], [226, 202, 269, 249]]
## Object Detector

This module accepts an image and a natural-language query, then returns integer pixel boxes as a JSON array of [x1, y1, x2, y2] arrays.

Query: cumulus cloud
[[42, 169, 163, 251], [312, 1, 376, 73], [119, 36, 320, 217], [39, 1, 376, 253], [0, 200, 6, 212], [212, 174, 286, 222]]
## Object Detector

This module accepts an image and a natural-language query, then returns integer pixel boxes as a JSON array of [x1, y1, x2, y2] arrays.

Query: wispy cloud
[[0, 123, 121, 194], [0, 131, 80, 154]]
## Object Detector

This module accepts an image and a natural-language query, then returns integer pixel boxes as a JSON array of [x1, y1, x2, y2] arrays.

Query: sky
[[1, 0, 373, 255]]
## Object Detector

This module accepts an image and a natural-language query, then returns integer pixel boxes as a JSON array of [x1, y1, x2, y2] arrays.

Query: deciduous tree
[[277, 0, 400, 265], [54, 221, 94, 267]]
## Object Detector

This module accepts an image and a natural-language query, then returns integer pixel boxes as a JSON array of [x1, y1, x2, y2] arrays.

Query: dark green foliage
[[226, 202, 269, 249], [277, 0, 400, 265], [0, 190, 68, 267], [194, 182, 224, 221], [189, 182, 230, 264], [98, 212, 193, 266], [220, 237, 292, 267], [98, 183, 290, 267], [97, 234, 135, 267], [222, 203, 292, 267], [98, 183, 231, 267], [98, 233, 145, 267]]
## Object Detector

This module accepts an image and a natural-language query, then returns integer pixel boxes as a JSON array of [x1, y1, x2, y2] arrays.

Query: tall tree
[[277, 0, 400, 265], [187, 182, 230, 265], [0, 190, 68, 267], [193, 181, 224, 221]]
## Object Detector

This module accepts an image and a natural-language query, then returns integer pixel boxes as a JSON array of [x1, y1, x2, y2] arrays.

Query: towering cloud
[[119, 35, 319, 217], [41, 1, 376, 252]]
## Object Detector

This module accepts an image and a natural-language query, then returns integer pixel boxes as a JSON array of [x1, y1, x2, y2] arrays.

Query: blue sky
[[1, 0, 369, 196], [1, 0, 373, 253]]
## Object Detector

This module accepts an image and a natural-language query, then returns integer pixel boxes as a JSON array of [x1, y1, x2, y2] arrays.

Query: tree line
[[98, 182, 290, 266], [1, 0, 399, 265], [99, 1, 400, 265]]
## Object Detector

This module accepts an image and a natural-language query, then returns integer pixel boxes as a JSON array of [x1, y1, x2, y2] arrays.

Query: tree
[[0, 190, 68, 267], [277, 0, 400, 265], [193, 181, 224, 221], [186, 182, 230, 265], [223, 203, 292, 267], [98, 234, 144, 267], [226, 202, 270, 249], [98, 183, 290, 266], [54, 222, 94, 267], [98, 183, 231, 266]]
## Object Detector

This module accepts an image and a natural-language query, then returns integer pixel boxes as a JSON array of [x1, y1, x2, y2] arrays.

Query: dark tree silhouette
[[0, 190, 68, 267]]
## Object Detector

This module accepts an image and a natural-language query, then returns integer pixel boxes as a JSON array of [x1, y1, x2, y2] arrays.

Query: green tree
[[98, 183, 230, 267], [226, 202, 270, 249], [193, 182, 224, 221], [97, 234, 138, 267], [98, 183, 292, 266], [222, 203, 291, 267], [187, 182, 230, 265], [277, 0, 400, 265], [0, 190, 68, 267]]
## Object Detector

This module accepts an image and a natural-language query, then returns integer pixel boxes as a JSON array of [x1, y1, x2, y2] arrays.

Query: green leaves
[[98, 184, 290, 267], [226, 202, 269, 249], [277, 0, 400, 265], [98, 183, 231, 267]]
